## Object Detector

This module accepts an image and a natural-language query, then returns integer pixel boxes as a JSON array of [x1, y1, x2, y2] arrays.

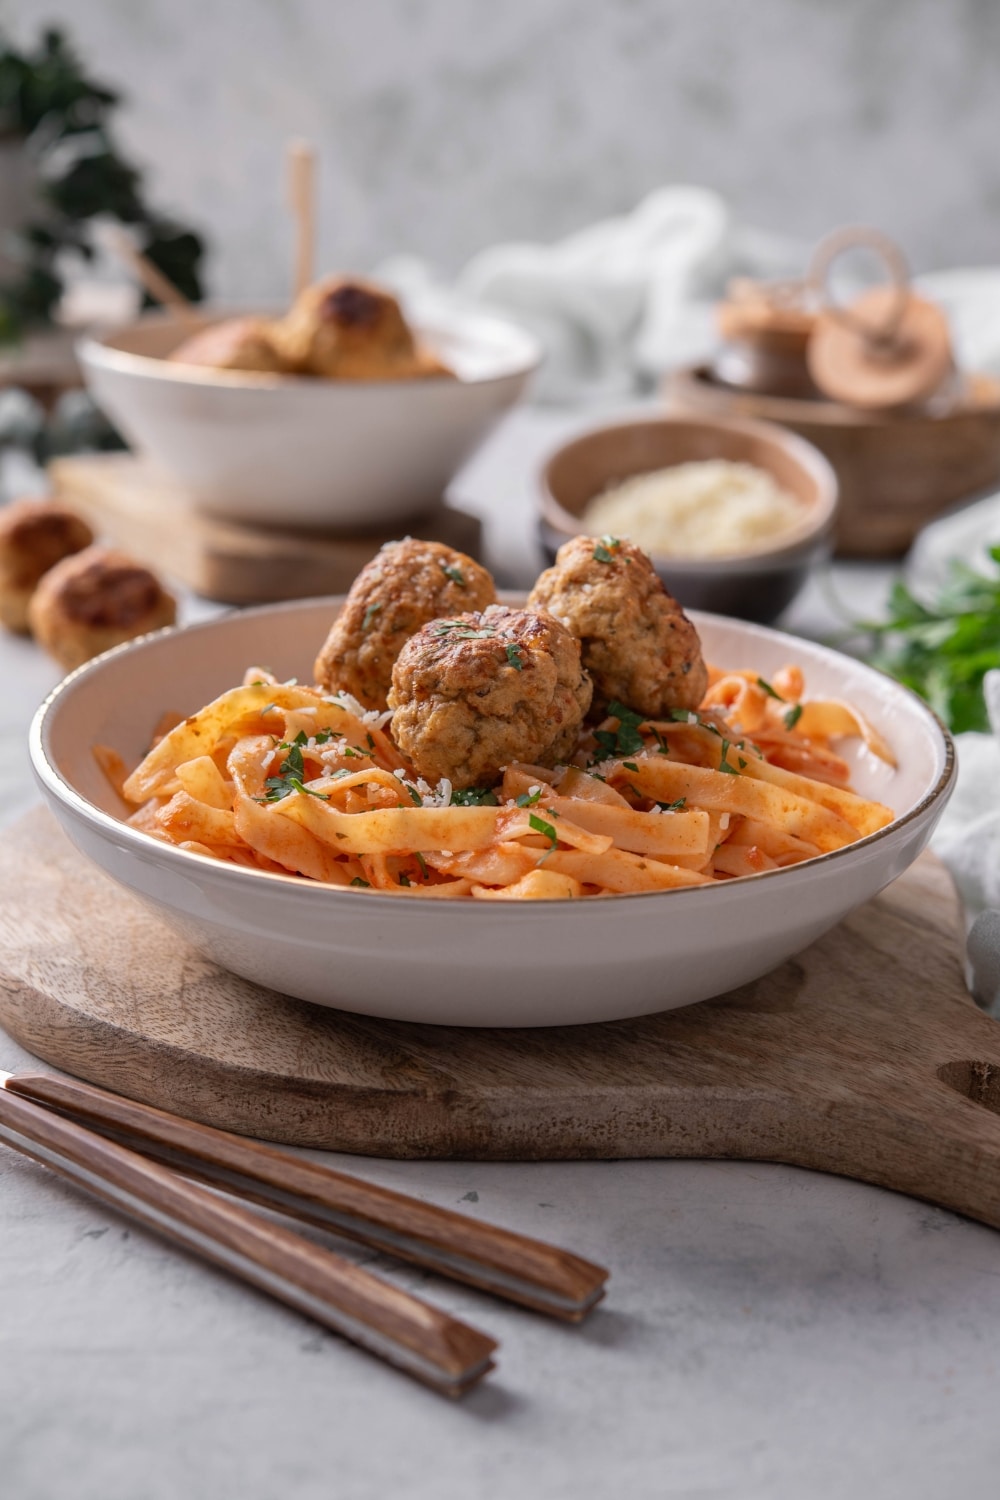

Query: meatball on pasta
[[528, 535, 708, 718], [388, 606, 593, 789], [314, 538, 496, 710]]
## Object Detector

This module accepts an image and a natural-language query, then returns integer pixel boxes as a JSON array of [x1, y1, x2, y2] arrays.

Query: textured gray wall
[[4, 0, 998, 300]]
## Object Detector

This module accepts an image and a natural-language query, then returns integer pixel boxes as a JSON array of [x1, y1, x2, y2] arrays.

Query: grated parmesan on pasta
[[583, 460, 804, 559]]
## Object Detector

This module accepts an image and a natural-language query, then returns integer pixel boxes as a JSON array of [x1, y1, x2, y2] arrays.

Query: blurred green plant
[[859, 548, 1000, 734], [0, 26, 204, 342]]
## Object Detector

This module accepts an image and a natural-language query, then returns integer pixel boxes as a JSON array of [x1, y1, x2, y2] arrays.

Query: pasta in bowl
[[30, 590, 953, 1026]]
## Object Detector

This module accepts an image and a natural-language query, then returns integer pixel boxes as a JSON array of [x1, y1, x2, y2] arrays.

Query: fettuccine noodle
[[101, 661, 895, 900]]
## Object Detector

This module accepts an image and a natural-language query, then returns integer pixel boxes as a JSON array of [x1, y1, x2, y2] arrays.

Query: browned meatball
[[169, 317, 287, 374], [275, 276, 452, 380], [314, 539, 496, 710], [0, 498, 93, 633], [388, 606, 592, 789], [28, 545, 177, 672], [527, 535, 708, 718]]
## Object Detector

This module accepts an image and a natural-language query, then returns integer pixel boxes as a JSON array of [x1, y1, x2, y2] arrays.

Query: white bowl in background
[[78, 307, 541, 529], [30, 599, 954, 1028]]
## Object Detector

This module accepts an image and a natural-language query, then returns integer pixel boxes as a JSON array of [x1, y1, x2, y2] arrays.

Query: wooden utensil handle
[[8, 1071, 607, 1320], [0, 1087, 495, 1396]]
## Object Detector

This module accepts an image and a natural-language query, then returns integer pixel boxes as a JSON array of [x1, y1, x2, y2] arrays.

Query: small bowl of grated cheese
[[539, 414, 838, 624]]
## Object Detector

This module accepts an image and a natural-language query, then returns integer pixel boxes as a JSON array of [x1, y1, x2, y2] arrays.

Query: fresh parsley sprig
[[860, 547, 1000, 734]]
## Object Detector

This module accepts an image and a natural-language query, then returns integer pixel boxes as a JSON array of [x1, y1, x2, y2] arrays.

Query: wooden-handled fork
[[0, 1071, 608, 1396]]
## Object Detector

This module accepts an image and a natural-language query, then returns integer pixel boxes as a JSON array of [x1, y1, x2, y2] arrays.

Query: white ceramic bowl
[[30, 599, 954, 1028], [78, 307, 541, 528]]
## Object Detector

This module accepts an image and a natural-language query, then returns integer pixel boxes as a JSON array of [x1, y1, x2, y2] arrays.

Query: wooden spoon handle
[[7, 1071, 608, 1320], [0, 1085, 495, 1396]]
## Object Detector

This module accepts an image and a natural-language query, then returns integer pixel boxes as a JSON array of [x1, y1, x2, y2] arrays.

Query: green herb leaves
[[433, 620, 497, 641], [593, 700, 647, 760], [451, 787, 499, 806], [528, 812, 558, 847], [861, 550, 1000, 733], [505, 643, 524, 671], [593, 535, 621, 564], [515, 787, 543, 808], [783, 705, 803, 731], [717, 738, 741, 776], [362, 601, 382, 631], [756, 676, 783, 700], [440, 561, 466, 586], [257, 739, 330, 803]]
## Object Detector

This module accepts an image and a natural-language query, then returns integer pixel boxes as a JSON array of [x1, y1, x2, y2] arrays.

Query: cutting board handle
[[796, 996, 1000, 1232]]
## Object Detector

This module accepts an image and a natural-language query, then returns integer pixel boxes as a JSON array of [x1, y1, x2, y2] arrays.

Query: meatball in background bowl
[[31, 595, 953, 1027], [78, 305, 541, 529], [539, 415, 838, 626]]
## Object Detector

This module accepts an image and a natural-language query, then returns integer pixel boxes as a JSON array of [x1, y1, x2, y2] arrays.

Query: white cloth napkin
[[381, 186, 803, 402]]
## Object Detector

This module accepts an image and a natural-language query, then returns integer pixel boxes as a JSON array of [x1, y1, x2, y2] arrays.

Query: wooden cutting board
[[47, 454, 482, 605], [3, 808, 1000, 1232]]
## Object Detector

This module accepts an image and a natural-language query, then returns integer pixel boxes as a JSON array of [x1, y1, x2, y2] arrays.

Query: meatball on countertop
[[314, 538, 496, 709], [388, 606, 593, 789], [528, 535, 708, 718]]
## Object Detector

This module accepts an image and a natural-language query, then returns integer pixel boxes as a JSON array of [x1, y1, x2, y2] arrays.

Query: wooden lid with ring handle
[[806, 227, 954, 410]]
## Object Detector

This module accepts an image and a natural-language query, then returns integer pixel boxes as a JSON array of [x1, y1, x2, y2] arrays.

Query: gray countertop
[[2, 407, 997, 1500]]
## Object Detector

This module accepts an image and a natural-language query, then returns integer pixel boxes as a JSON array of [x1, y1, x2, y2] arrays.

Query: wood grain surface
[[4, 809, 1000, 1234], [48, 453, 483, 604]]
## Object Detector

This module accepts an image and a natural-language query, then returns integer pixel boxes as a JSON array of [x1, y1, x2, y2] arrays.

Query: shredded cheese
[[583, 460, 804, 559]]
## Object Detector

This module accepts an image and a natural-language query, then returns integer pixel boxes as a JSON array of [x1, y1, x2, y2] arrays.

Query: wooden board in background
[[3, 809, 1000, 1234], [48, 453, 482, 604]]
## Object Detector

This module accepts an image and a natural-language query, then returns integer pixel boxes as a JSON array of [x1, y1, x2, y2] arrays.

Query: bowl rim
[[29, 596, 956, 916], [77, 303, 544, 394], [667, 363, 1000, 428], [538, 412, 840, 571]]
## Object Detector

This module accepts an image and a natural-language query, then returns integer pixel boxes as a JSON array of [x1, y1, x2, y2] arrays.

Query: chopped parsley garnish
[[515, 787, 544, 808], [592, 539, 617, 563], [655, 797, 687, 812], [738, 756, 747, 769], [256, 741, 331, 803], [528, 813, 558, 847], [415, 852, 429, 880], [756, 676, 783, 700], [451, 787, 499, 806], [784, 704, 804, 731], [440, 561, 466, 586], [261, 703, 278, 716], [313, 728, 335, 745], [717, 738, 741, 776], [366, 732, 376, 750], [505, 643, 524, 671], [398, 872, 411, 887], [405, 783, 423, 806], [433, 620, 497, 640], [622, 760, 639, 773], [350, 877, 371, 888], [362, 602, 382, 631], [292, 730, 308, 746], [592, 700, 647, 759]]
